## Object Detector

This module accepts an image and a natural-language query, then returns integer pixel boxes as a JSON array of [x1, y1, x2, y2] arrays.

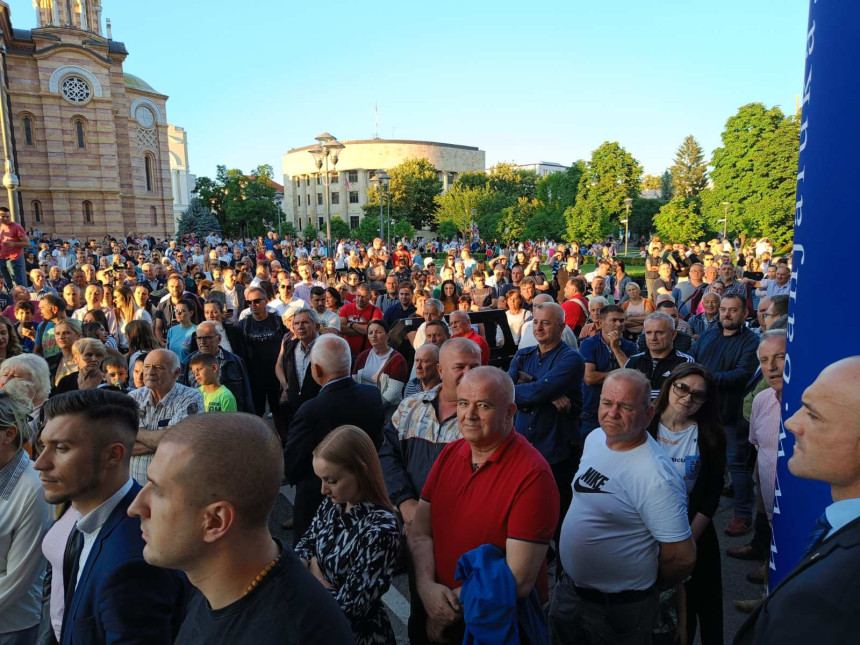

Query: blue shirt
[[579, 333, 638, 422], [508, 341, 585, 463], [825, 498, 860, 539]]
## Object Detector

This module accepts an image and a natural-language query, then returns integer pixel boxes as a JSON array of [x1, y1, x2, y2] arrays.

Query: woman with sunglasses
[[649, 363, 726, 645]]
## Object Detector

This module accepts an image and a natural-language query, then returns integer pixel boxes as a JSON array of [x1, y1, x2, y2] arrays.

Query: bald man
[[735, 356, 860, 645], [129, 414, 352, 644]]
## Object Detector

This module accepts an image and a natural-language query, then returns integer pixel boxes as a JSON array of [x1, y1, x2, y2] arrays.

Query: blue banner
[[771, 1, 860, 587]]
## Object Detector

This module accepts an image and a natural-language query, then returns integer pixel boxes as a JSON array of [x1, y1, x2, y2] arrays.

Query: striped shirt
[[749, 387, 780, 521]]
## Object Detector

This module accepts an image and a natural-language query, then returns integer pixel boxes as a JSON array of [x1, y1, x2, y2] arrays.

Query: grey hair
[[424, 298, 443, 312], [0, 354, 51, 406], [309, 334, 351, 376], [589, 296, 608, 307], [760, 329, 788, 346], [644, 311, 676, 330], [0, 381, 35, 448], [148, 348, 180, 373], [604, 368, 652, 408], [290, 307, 320, 326], [533, 302, 564, 324], [770, 315, 788, 330], [196, 321, 220, 336]]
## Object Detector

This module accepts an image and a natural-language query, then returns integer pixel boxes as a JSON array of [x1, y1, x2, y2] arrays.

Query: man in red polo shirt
[[561, 276, 589, 334], [0, 207, 29, 287], [447, 310, 490, 365], [409, 366, 558, 643], [338, 283, 382, 357]]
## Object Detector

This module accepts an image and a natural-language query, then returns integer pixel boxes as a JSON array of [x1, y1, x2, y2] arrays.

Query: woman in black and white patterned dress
[[295, 425, 401, 645]]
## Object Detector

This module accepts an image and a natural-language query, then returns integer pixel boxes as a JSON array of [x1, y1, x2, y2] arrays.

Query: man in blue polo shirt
[[579, 305, 637, 436]]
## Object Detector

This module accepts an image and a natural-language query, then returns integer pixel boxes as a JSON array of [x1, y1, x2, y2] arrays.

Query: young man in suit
[[33, 389, 187, 645], [735, 356, 860, 645], [283, 334, 384, 544]]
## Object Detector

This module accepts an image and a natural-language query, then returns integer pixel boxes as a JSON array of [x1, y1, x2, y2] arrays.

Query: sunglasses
[[248, 298, 265, 304], [672, 381, 708, 405]]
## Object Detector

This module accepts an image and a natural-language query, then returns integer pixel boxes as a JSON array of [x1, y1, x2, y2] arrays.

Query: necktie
[[803, 512, 832, 557], [61, 526, 85, 638]]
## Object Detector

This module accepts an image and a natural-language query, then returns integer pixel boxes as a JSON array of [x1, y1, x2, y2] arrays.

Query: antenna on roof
[[106, 18, 112, 39], [374, 102, 379, 139]]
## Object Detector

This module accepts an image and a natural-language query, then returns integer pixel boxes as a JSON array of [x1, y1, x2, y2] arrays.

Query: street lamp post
[[721, 201, 730, 241], [622, 197, 633, 257], [308, 132, 345, 253], [0, 44, 20, 222], [370, 170, 390, 240]]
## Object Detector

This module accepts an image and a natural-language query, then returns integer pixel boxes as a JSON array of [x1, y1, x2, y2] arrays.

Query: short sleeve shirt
[[579, 334, 638, 420], [0, 222, 27, 260], [201, 385, 237, 412], [338, 302, 382, 355], [420, 432, 559, 589]]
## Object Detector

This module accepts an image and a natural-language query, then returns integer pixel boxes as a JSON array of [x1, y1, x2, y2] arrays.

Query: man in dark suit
[[274, 308, 322, 442], [33, 389, 187, 645], [284, 334, 385, 544], [735, 356, 860, 645]]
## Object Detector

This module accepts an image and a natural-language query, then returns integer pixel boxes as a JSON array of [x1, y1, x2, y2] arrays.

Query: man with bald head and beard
[[735, 356, 860, 645], [128, 413, 352, 644]]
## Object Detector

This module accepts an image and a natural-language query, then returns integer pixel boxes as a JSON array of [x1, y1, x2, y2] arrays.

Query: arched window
[[144, 155, 154, 192], [83, 200, 93, 223], [150, 207, 158, 225], [23, 117, 34, 146], [74, 119, 86, 148], [32, 200, 42, 223]]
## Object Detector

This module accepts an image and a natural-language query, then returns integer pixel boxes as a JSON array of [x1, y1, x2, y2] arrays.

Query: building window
[[349, 191, 359, 204], [61, 76, 92, 104], [151, 207, 158, 225], [307, 194, 311, 206], [297, 195, 301, 206], [316, 176, 321, 186], [295, 177, 301, 188], [331, 191, 340, 205], [74, 119, 86, 148], [330, 172, 339, 184], [32, 200, 42, 223], [348, 170, 358, 184], [350, 216, 360, 230], [317, 193, 323, 206], [318, 217, 324, 230], [83, 200, 93, 223], [144, 155, 154, 192], [23, 117, 34, 146]]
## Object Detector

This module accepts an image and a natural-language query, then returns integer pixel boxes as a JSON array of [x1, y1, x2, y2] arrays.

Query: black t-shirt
[[175, 540, 353, 645], [239, 313, 285, 376]]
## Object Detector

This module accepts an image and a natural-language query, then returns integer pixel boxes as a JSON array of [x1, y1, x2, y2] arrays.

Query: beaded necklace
[[243, 556, 280, 596]]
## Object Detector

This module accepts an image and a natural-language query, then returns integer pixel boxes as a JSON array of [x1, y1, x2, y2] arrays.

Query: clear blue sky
[[6, 0, 809, 181]]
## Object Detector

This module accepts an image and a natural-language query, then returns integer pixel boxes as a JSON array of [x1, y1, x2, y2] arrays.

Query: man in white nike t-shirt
[[549, 369, 696, 644]]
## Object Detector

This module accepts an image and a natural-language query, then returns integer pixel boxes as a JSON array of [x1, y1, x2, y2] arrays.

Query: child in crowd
[[14, 301, 36, 353], [190, 352, 237, 412], [103, 351, 129, 392], [131, 353, 147, 390]]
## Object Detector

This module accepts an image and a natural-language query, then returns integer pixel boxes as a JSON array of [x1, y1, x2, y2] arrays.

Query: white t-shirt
[[356, 348, 392, 386], [560, 428, 691, 592], [655, 422, 701, 496]]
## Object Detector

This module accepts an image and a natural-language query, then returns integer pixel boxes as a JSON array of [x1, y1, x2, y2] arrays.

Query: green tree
[[670, 135, 708, 198], [564, 206, 613, 244], [704, 103, 798, 245], [436, 221, 459, 240], [628, 197, 663, 239], [455, 171, 490, 191], [641, 174, 662, 191], [654, 197, 708, 242], [488, 163, 539, 200], [499, 198, 539, 242], [365, 158, 443, 229], [281, 221, 298, 239], [354, 216, 383, 244], [566, 141, 642, 241], [193, 165, 280, 238], [536, 162, 586, 209], [329, 217, 351, 240], [393, 219, 416, 240], [176, 198, 221, 239], [434, 185, 489, 234], [659, 170, 673, 201], [523, 207, 565, 241], [302, 221, 318, 240]]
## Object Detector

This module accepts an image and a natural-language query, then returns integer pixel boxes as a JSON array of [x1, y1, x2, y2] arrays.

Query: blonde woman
[[295, 425, 400, 645], [113, 285, 152, 352]]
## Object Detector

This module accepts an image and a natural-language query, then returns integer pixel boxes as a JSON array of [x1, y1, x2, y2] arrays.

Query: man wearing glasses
[[266, 275, 306, 318], [0, 207, 28, 287]]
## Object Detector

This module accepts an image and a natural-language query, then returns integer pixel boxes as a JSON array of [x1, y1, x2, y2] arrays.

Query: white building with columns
[[282, 138, 485, 232]]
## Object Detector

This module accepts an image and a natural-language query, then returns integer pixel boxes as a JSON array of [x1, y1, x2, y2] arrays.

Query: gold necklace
[[243, 556, 280, 596]]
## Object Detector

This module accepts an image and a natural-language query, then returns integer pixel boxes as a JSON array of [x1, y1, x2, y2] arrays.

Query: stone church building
[[0, 0, 174, 238]]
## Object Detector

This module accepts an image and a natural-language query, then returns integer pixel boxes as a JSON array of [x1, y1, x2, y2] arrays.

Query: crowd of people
[[0, 212, 857, 645]]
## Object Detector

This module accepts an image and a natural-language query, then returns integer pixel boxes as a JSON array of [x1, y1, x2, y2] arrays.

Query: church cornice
[[32, 42, 114, 65]]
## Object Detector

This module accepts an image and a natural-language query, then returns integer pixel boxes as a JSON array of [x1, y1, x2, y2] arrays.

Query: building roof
[[124, 72, 158, 94], [287, 138, 481, 154]]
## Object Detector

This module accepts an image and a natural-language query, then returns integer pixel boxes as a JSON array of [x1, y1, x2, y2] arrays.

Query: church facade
[[0, 0, 174, 239]]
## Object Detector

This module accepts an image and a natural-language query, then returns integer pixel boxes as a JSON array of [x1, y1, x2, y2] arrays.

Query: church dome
[[124, 73, 159, 94]]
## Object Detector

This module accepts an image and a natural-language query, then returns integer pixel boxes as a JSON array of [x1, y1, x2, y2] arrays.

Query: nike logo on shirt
[[573, 467, 613, 494]]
